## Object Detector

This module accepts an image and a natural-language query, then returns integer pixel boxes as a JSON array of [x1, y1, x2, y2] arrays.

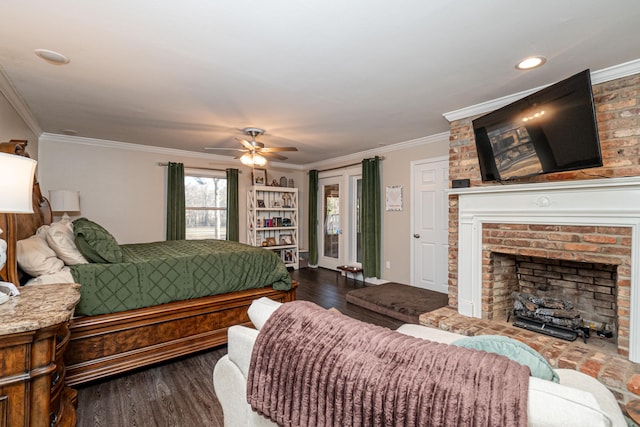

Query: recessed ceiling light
[[516, 56, 546, 70], [34, 49, 70, 65]]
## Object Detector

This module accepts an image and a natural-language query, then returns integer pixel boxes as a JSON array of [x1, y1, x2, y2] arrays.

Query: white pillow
[[17, 234, 65, 277], [45, 220, 88, 265], [247, 297, 282, 330], [25, 267, 75, 285], [528, 376, 613, 427]]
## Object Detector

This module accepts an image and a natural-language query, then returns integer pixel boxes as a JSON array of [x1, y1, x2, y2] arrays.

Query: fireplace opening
[[490, 253, 618, 344]]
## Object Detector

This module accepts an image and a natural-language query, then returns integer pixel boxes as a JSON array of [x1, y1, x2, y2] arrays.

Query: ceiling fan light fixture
[[240, 152, 267, 167]]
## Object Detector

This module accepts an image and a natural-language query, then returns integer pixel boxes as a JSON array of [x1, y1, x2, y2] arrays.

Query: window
[[185, 171, 227, 240]]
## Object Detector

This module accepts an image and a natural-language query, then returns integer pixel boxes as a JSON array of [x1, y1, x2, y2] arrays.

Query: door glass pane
[[323, 184, 340, 259], [356, 178, 362, 263]]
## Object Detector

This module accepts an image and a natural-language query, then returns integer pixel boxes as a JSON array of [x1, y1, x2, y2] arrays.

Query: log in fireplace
[[510, 292, 614, 343]]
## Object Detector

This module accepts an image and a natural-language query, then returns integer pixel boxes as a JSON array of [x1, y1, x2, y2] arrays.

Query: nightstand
[[0, 283, 80, 427]]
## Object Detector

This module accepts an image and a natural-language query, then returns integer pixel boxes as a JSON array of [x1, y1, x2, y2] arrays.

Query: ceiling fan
[[205, 127, 298, 166]]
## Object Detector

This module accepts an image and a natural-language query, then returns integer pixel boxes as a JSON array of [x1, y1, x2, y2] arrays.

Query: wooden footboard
[[64, 282, 297, 386]]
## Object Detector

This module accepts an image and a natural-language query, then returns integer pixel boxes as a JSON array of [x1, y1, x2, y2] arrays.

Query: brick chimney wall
[[448, 73, 640, 314]]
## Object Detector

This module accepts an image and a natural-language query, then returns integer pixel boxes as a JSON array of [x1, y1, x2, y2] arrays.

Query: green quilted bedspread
[[70, 239, 292, 316]]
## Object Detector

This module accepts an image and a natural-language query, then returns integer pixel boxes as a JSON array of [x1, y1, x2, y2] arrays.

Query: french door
[[317, 168, 361, 270]]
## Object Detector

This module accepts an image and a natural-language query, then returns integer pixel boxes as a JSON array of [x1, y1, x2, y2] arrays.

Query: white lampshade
[[0, 152, 37, 213], [49, 190, 80, 213]]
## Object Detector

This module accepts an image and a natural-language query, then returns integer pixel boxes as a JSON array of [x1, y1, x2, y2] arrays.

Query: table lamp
[[49, 189, 80, 221], [0, 152, 37, 302]]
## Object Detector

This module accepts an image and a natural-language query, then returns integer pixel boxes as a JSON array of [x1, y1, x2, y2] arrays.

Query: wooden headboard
[[0, 140, 52, 285]]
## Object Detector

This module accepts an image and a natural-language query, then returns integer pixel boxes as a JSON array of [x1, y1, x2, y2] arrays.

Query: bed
[[0, 140, 297, 386]]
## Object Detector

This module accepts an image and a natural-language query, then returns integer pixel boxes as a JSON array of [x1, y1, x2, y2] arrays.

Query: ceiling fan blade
[[204, 147, 246, 151], [260, 152, 288, 160], [235, 137, 256, 151], [260, 146, 298, 153]]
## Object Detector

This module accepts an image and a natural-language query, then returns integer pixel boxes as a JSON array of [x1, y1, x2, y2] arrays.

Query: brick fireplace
[[450, 178, 640, 361], [441, 67, 640, 407], [483, 224, 629, 345]]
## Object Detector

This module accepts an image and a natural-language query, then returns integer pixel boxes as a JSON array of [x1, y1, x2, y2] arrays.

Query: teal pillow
[[452, 335, 559, 383], [73, 217, 123, 264]]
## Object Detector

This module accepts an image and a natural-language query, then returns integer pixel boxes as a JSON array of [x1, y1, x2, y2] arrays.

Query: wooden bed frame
[[0, 140, 297, 386]]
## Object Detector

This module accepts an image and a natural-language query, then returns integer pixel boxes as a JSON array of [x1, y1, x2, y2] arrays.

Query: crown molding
[[0, 65, 42, 136], [443, 58, 640, 122], [302, 132, 449, 171], [39, 132, 303, 170]]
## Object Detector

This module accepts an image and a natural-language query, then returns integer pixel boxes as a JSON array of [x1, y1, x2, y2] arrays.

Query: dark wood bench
[[337, 265, 364, 284]]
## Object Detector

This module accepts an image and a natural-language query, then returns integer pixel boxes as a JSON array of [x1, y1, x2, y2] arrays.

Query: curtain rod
[[312, 156, 385, 173], [157, 162, 242, 173]]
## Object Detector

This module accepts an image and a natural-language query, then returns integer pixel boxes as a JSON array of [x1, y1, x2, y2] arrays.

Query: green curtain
[[361, 156, 381, 278], [308, 170, 319, 265], [166, 162, 185, 240], [226, 168, 239, 241]]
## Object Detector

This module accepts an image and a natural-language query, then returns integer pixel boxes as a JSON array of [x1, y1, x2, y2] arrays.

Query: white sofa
[[213, 297, 627, 427]]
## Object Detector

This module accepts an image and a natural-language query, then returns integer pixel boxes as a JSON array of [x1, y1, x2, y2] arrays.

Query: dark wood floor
[[75, 267, 403, 427]]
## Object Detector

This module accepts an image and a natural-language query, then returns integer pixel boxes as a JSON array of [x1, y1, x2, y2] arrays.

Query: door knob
[[413, 233, 420, 238]]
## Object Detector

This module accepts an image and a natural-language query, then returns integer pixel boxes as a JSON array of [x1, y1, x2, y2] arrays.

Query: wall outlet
[[385, 261, 391, 269]]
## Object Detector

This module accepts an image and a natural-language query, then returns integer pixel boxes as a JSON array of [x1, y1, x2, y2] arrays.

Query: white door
[[318, 176, 343, 270], [411, 158, 449, 293]]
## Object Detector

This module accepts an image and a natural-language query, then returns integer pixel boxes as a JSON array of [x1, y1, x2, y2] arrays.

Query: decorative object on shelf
[[288, 178, 294, 188], [282, 192, 292, 208], [280, 234, 293, 245], [252, 168, 267, 186], [282, 218, 292, 227], [256, 218, 263, 228], [271, 200, 282, 208], [284, 250, 294, 262], [271, 179, 279, 187], [257, 199, 265, 208], [265, 237, 277, 246], [280, 176, 288, 187], [385, 185, 403, 211]]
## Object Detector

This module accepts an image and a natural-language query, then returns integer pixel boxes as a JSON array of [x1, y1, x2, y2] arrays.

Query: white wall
[[302, 133, 449, 283], [380, 134, 449, 284], [36, 131, 447, 281], [38, 134, 304, 245], [0, 91, 38, 159]]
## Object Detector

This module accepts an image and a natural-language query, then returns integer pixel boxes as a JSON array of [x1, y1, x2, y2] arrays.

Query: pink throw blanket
[[247, 301, 529, 427]]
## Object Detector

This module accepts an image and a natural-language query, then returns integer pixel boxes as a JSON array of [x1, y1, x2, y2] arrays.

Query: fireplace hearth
[[451, 177, 640, 361]]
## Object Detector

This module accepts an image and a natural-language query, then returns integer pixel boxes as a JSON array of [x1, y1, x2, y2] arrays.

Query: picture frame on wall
[[252, 168, 267, 186], [385, 185, 403, 211]]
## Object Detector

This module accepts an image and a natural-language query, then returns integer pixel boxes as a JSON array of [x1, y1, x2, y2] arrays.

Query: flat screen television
[[472, 69, 602, 182]]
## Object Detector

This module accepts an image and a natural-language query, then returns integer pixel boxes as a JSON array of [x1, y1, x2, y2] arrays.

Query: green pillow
[[73, 217, 123, 264], [452, 335, 559, 383]]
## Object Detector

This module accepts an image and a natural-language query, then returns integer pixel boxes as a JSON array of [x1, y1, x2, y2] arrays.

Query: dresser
[[0, 284, 81, 427]]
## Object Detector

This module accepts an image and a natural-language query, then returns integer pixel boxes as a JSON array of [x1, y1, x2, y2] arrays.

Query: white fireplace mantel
[[449, 176, 640, 362]]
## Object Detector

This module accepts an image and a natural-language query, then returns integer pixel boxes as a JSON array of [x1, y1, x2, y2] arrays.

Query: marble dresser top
[[0, 283, 81, 335]]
